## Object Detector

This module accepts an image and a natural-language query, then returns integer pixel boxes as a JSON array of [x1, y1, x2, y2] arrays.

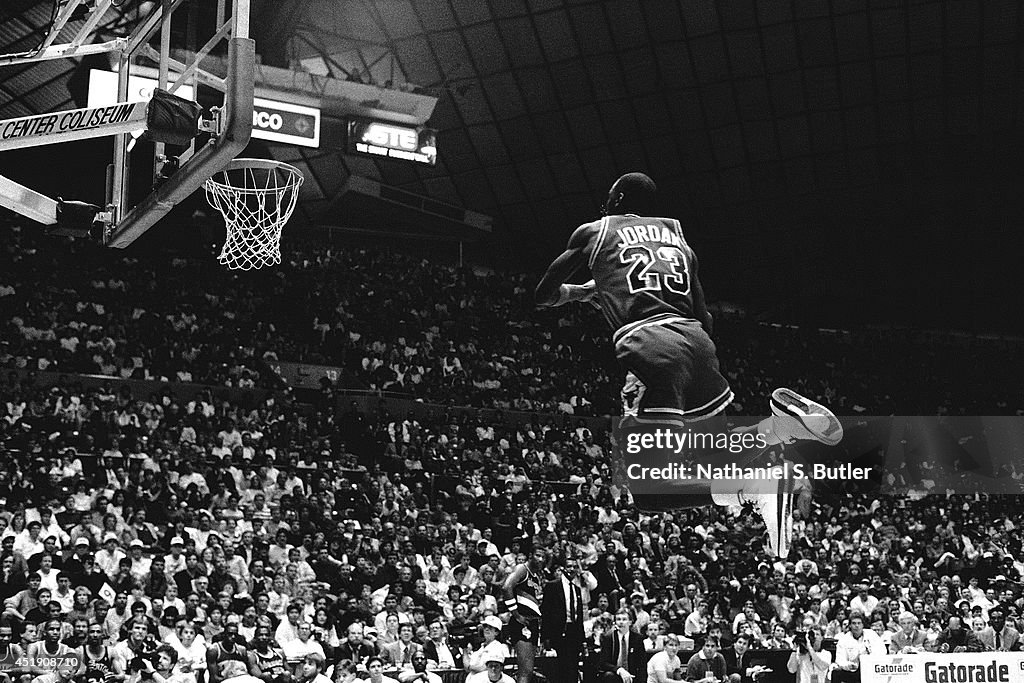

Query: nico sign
[[348, 118, 437, 165], [88, 70, 321, 148], [251, 97, 320, 148]]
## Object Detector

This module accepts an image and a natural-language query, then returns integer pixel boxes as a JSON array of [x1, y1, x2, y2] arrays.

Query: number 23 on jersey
[[619, 244, 690, 295]]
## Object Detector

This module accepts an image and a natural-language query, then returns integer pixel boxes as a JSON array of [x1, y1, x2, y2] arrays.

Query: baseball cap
[[103, 533, 119, 543], [485, 655, 504, 665], [75, 537, 90, 547], [170, 537, 185, 546], [482, 615, 503, 631], [129, 539, 144, 548]]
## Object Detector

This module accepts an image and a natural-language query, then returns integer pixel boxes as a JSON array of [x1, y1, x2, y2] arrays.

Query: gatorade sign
[[89, 70, 321, 148], [863, 654, 1024, 683]]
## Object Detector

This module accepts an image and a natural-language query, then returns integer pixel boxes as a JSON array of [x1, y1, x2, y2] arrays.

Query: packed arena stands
[[2, 214, 1024, 683]]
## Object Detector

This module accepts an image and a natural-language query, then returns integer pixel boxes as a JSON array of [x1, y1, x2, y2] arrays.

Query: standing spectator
[[540, 560, 585, 683], [786, 628, 831, 683]]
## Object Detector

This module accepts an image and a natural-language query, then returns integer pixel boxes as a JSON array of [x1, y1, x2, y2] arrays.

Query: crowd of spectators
[[2, 218, 1022, 418], [0, 215, 1023, 683]]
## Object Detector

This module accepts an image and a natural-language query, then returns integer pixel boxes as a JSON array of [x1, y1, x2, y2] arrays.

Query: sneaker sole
[[770, 388, 844, 446]]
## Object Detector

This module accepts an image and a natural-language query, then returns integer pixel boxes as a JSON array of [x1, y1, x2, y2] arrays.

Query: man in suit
[[977, 607, 1021, 652], [722, 633, 768, 683], [422, 620, 459, 669], [541, 559, 586, 683], [382, 622, 422, 670], [599, 609, 644, 683], [890, 612, 928, 653], [335, 622, 379, 670]]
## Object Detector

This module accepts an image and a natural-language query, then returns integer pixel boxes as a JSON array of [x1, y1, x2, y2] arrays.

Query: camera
[[793, 630, 809, 651], [128, 651, 159, 673]]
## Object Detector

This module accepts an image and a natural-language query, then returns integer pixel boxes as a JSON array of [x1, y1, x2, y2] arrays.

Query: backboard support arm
[[106, 36, 254, 248], [0, 0, 254, 248]]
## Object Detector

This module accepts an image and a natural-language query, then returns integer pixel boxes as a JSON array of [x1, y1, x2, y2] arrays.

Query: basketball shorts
[[506, 616, 541, 647], [614, 315, 733, 424]]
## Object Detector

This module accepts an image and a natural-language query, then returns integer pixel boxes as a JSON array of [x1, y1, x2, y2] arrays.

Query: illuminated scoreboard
[[347, 118, 437, 166]]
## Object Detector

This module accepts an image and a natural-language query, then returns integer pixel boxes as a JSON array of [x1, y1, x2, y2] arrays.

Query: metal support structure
[[0, 102, 148, 152], [0, 0, 254, 246], [0, 177, 58, 225], [106, 36, 254, 248]]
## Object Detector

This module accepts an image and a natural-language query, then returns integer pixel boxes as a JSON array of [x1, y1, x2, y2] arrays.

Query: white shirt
[[427, 639, 456, 669], [835, 629, 884, 670], [467, 641, 509, 673], [790, 649, 832, 683], [647, 650, 681, 683], [398, 671, 442, 683], [282, 638, 324, 665]]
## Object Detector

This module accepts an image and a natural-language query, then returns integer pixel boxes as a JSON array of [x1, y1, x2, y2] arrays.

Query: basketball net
[[204, 159, 304, 270]]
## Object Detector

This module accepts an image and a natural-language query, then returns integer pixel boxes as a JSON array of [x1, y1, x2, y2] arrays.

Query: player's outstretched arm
[[535, 224, 594, 307]]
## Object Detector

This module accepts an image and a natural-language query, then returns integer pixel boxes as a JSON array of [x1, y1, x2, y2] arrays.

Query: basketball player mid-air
[[536, 172, 843, 559]]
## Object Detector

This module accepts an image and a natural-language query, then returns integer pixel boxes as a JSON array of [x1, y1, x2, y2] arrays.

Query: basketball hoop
[[204, 158, 304, 270]]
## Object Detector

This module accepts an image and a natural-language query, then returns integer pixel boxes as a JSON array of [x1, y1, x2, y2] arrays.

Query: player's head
[[604, 172, 657, 216]]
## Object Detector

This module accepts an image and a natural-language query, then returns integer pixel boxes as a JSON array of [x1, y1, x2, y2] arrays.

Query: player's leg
[[615, 321, 841, 557], [514, 638, 535, 683]]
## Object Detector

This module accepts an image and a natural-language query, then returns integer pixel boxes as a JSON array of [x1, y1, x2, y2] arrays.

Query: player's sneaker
[[742, 475, 797, 559], [769, 388, 843, 446]]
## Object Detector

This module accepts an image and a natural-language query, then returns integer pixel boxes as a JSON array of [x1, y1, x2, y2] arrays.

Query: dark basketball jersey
[[586, 214, 699, 335], [79, 645, 113, 683], [512, 565, 543, 622], [250, 646, 288, 678]]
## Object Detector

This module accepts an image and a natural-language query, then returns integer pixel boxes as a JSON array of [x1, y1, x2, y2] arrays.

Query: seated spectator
[[462, 616, 508, 677], [365, 656, 401, 683], [397, 650, 443, 683], [684, 635, 727, 682], [295, 652, 331, 683], [647, 633, 683, 683], [282, 621, 325, 669]]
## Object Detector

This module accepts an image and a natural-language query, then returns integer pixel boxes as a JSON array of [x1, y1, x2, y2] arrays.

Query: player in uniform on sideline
[[206, 615, 253, 683], [501, 546, 547, 683], [535, 172, 843, 558], [79, 622, 115, 683], [0, 624, 29, 682]]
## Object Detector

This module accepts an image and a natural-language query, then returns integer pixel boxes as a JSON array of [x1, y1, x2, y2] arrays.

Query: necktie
[[618, 633, 628, 669], [568, 584, 577, 622], [403, 645, 410, 663], [996, 632, 1001, 650]]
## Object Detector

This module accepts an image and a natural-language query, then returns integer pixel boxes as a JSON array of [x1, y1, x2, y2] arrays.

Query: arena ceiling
[[2, 0, 1024, 326]]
